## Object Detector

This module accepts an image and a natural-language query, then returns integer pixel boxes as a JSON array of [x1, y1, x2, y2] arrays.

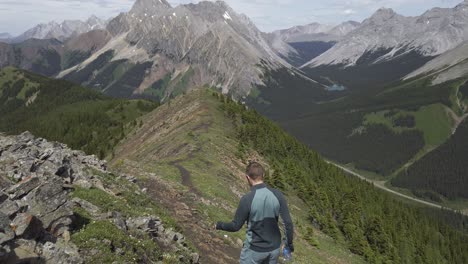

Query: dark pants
[[240, 244, 281, 264]]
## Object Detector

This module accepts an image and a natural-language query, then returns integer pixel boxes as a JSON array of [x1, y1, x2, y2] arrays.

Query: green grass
[[73, 169, 178, 228], [110, 89, 368, 263], [144, 73, 172, 100], [0, 67, 158, 159], [171, 67, 194, 97], [71, 220, 163, 263], [413, 104, 452, 146], [0, 67, 38, 99], [363, 103, 452, 147]]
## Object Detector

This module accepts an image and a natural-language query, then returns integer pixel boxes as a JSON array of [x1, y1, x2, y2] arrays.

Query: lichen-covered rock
[[0, 132, 197, 263], [0, 132, 105, 263]]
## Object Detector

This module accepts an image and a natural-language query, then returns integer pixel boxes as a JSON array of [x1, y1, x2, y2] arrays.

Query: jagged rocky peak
[[366, 7, 400, 23], [130, 0, 171, 13], [184, 1, 236, 22]]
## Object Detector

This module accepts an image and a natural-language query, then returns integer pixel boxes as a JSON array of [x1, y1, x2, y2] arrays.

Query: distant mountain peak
[[307, 1, 468, 67], [131, 0, 171, 13], [0, 32, 12, 39], [369, 7, 398, 21]]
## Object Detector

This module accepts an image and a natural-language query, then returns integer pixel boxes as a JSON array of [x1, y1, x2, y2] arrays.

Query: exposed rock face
[[12, 15, 107, 43], [0, 131, 198, 263], [0, 132, 106, 263], [63, 0, 292, 98], [405, 40, 468, 83], [307, 1, 468, 67]]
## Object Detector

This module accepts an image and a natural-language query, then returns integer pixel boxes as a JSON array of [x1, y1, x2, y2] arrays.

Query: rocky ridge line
[[0, 132, 198, 263]]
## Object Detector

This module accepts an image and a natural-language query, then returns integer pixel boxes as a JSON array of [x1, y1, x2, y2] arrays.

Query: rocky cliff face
[[405, 40, 468, 84], [0, 132, 197, 263], [306, 1, 468, 67], [61, 0, 293, 98]]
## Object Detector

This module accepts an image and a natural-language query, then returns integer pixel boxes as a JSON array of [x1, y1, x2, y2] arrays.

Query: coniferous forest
[[392, 118, 468, 200], [219, 93, 468, 264], [0, 68, 158, 158]]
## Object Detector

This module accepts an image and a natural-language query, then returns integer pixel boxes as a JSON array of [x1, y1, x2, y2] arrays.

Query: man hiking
[[216, 162, 294, 264]]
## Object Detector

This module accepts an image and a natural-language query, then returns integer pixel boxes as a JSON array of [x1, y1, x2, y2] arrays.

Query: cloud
[[0, 0, 464, 35], [343, 9, 357, 15]]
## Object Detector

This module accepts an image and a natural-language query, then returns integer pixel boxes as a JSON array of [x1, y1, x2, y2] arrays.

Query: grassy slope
[[110, 89, 365, 264], [364, 103, 452, 148]]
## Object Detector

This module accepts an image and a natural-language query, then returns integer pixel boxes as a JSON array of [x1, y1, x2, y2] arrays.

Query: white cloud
[[343, 9, 357, 15]]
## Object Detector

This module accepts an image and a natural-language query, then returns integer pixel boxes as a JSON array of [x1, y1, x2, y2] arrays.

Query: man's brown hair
[[246, 162, 264, 181]]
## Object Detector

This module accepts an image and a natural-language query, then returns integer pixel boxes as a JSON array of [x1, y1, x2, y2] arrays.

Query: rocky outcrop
[[0, 132, 198, 263], [0, 132, 106, 263]]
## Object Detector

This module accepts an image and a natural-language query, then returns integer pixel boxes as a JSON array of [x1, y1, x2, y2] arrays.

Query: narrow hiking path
[[327, 161, 468, 216]]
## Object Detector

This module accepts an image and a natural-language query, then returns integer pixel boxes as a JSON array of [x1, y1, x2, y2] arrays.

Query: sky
[[0, 0, 464, 36]]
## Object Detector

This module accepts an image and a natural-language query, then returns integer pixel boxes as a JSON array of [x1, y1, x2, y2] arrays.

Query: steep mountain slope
[[271, 21, 360, 43], [267, 21, 360, 66], [110, 89, 367, 264], [0, 30, 112, 76], [0, 67, 157, 158], [12, 15, 107, 43], [299, 2, 468, 92], [110, 89, 468, 264], [59, 0, 323, 100], [307, 1, 468, 68], [406, 41, 468, 84], [1, 68, 468, 263]]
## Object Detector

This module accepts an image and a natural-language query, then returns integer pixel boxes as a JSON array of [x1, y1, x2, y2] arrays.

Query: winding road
[[327, 161, 468, 216]]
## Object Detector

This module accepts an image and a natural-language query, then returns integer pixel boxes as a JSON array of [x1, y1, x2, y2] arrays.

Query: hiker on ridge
[[215, 162, 294, 264]]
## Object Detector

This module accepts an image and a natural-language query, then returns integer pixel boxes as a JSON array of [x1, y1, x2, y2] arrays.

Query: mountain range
[[271, 21, 361, 43], [1, 67, 467, 263], [59, 0, 304, 99], [305, 1, 468, 68], [9, 15, 107, 43], [1, 0, 468, 206]]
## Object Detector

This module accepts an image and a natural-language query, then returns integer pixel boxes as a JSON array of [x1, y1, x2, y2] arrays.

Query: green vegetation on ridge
[[0, 67, 158, 158], [220, 92, 468, 264]]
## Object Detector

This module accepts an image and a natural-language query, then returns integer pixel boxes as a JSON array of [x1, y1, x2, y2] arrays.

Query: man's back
[[216, 162, 294, 264], [216, 184, 294, 262]]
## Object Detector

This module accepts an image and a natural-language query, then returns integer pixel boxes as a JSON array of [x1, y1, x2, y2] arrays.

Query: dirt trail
[[169, 160, 200, 196], [328, 161, 468, 216]]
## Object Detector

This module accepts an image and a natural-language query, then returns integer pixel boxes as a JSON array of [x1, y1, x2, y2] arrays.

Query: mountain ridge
[[11, 15, 107, 43], [305, 1, 468, 68], [58, 0, 308, 99]]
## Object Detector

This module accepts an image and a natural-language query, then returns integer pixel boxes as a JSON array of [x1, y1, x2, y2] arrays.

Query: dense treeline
[[252, 69, 456, 176], [0, 68, 158, 158], [392, 118, 468, 200], [218, 93, 468, 264], [393, 115, 416, 128]]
